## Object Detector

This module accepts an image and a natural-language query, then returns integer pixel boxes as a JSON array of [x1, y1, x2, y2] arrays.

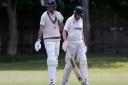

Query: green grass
[[0, 53, 128, 85]]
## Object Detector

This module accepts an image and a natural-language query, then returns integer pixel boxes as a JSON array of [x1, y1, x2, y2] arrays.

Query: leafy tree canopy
[[1, 0, 128, 9], [0, 0, 41, 10], [91, 0, 128, 9], [0, 0, 128, 13]]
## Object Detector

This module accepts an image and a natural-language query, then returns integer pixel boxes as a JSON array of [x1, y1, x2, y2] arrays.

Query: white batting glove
[[35, 39, 41, 51], [80, 40, 87, 53], [62, 41, 67, 52]]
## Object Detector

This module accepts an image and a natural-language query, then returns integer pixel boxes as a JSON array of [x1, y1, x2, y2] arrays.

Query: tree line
[[0, 0, 128, 55]]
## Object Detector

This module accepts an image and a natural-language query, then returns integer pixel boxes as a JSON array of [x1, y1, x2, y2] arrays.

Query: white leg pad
[[62, 61, 72, 84], [80, 59, 89, 84], [44, 41, 58, 85], [48, 64, 57, 85], [47, 58, 57, 85]]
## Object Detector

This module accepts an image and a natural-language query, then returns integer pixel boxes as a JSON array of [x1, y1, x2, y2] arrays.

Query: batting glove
[[62, 41, 67, 52], [35, 39, 41, 51], [80, 40, 87, 53]]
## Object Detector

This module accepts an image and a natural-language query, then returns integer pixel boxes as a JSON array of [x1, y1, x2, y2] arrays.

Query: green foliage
[[91, 0, 128, 9], [0, 0, 6, 3], [56, 0, 65, 12], [0, 0, 41, 9], [0, 0, 6, 7], [0, 0, 128, 10], [0, 54, 46, 62], [17, 0, 41, 10], [90, 0, 128, 15], [64, 0, 81, 9]]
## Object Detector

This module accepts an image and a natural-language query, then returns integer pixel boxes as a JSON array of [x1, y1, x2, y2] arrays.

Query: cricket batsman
[[62, 6, 89, 85], [34, 0, 64, 85]]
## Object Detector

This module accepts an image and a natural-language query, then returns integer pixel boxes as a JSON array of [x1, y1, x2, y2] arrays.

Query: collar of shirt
[[48, 11, 56, 16], [72, 14, 82, 23], [47, 11, 57, 22]]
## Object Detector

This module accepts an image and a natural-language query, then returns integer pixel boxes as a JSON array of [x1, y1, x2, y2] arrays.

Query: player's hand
[[80, 40, 87, 53], [35, 39, 41, 51], [62, 41, 67, 52]]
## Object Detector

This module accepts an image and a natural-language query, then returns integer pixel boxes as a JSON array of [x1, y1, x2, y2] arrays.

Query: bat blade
[[70, 57, 82, 81]]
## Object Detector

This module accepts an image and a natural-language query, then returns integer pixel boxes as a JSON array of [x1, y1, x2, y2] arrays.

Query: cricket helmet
[[46, 0, 56, 7], [74, 6, 84, 16]]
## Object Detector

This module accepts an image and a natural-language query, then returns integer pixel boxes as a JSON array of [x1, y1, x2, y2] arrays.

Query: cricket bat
[[70, 57, 82, 81]]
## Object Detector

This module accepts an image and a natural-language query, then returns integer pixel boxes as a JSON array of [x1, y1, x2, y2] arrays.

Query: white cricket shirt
[[64, 15, 83, 41], [40, 11, 64, 39]]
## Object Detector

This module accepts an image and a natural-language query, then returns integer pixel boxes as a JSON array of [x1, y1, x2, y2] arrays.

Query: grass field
[[0, 53, 128, 85]]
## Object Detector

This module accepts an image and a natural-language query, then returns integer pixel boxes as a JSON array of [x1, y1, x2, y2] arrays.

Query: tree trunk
[[81, 0, 90, 46], [7, 0, 18, 56]]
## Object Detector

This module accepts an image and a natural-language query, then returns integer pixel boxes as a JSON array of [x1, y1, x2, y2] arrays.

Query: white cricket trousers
[[44, 40, 60, 85], [62, 40, 89, 84]]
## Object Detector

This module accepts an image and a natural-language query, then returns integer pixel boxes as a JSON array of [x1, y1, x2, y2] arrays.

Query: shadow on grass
[[0, 53, 128, 70]]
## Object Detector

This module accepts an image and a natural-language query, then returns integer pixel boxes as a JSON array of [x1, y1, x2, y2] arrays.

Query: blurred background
[[1, 0, 128, 57], [0, 0, 128, 85]]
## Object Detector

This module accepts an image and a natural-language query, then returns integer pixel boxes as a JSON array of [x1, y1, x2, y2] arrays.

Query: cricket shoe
[[62, 81, 68, 85], [49, 82, 56, 85], [81, 82, 89, 85], [62, 83, 68, 85], [49, 83, 56, 85], [49, 79, 56, 85]]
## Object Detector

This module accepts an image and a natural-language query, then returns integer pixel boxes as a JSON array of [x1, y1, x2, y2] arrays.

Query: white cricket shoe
[[81, 82, 89, 85], [62, 82, 68, 85], [49, 83, 56, 85]]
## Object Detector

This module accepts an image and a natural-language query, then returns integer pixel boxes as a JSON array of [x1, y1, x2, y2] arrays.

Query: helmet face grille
[[74, 6, 84, 16]]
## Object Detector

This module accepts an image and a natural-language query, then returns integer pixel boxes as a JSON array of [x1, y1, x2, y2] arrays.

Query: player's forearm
[[62, 30, 67, 42], [37, 25, 44, 41], [59, 22, 64, 32], [82, 34, 86, 43], [82, 34, 84, 42]]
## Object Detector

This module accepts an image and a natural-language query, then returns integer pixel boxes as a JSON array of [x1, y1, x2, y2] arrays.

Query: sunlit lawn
[[0, 53, 128, 85]]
